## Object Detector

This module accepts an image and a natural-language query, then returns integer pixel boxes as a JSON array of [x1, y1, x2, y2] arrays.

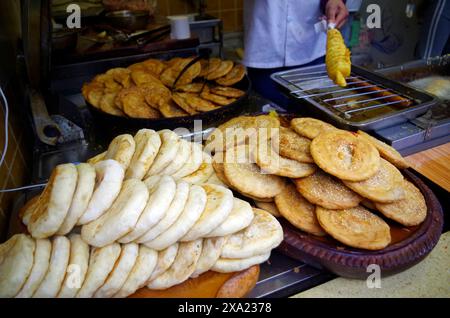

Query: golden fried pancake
[[172, 93, 199, 115], [185, 95, 219, 112], [141, 58, 166, 75], [205, 115, 280, 153], [278, 127, 313, 163], [141, 84, 172, 109], [291, 117, 336, 139], [255, 140, 316, 178], [159, 99, 188, 118], [316, 206, 391, 250], [212, 152, 233, 188], [176, 61, 201, 86], [275, 183, 326, 236], [211, 86, 245, 98], [106, 67, 131, 88], [200, 87, 235, 106], [375, 180, 427, 226], [83, 82, 104, 108], [294, 170, 362, 209], [343, 158, 405, 203], [206, 60, 234, 80], [310, 130, 381, 181], [131, 69, 163, 87], [216, 64, 246, 86], [223, 145, 286, 200], [120, 87, 160, 119], [254, 201, 281, 218], [356, 130, 409, 169], [199, 58, 221, 77], [176, 82, 204, 93], [100, 92, 125, 116]]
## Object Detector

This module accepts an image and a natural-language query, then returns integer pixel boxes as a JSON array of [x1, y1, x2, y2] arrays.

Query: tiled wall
[[0, 91, 31, 239], [157, 0, 244, 32]]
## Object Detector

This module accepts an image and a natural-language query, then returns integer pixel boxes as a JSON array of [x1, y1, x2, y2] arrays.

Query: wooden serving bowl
[[277, 170, 444, 279]]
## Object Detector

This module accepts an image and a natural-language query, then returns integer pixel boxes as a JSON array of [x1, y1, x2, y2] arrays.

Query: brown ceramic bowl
[[277, 169, 444, 279]]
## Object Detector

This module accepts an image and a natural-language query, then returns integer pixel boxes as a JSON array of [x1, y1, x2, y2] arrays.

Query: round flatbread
[[291, 117, 336, 139], [278, 127, 314, 163], [181, 152, 214, 184], [104, 134, 136, 170], [144, 185, 207, 251], [212, 252, 271, 273], [0, 234, 35, 298], [185, 95, 219, 112], [205, 172, 228, 187], [205, 198, 254, 238], [93, 243, 139, 298], [316, 206, 391, 250], [294, 170, 362, 210], [33, 236, 70, 298], [16, 239, 51, 298], [86, 151, 106, 165], [181, 184, 234, 241], [57, 234, 90, 298], [145, 130, 181, 177], [125, 129, 161, 180], [147, 240, 203, 290], [119, 175, 176, 243], [160, 139, 191, 176], [78, 159, 125, 225], [172, 142, 203, 179], [76, 243, 121, 298], [254, 201, 281, 218], [310, 130, 381, 181], [343, 159, 405, 203], [20, 195, 39, 226], [147, 243, 179, 282], [357, 130, 409, 169], [221, 209, 283, 259], [28, 163, 78, 238], [81, 179, 149, 247], [223, 145, 286, 200], [375, 180, 427, 226], [114, 246, 158, 298], [191, 237, 228, 278], [275, 183, 326, 236], [255, 140, 316, 178], [57, 163, 96, 235], [137, 181, 189, 243]]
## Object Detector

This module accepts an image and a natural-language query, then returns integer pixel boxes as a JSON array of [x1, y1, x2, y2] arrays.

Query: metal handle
[[29, 89, 61, 146]]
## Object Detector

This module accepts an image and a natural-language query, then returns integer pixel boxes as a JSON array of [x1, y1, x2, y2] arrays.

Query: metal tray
[[271, 64, 440, 131]]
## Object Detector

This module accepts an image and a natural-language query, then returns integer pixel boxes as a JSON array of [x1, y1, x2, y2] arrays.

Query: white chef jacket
[[242, 0, 327, 68]]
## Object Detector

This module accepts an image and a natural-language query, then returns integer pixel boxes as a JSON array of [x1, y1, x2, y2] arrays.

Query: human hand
[[325, 0, 349, 29]]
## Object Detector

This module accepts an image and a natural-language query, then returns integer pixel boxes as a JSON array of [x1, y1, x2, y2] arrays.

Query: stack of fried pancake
[[207, 115, 427, 251], [81, 57, 246, 119]]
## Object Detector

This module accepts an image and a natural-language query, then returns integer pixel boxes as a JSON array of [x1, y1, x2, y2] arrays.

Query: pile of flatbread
[[81, 57, 246, 119], [207, 115, 427, 251], [0, 129, 284, 298], [3, 201, 281, 298]]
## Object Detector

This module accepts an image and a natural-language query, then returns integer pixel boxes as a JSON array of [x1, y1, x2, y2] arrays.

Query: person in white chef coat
[[243, 0, 349, 106]]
